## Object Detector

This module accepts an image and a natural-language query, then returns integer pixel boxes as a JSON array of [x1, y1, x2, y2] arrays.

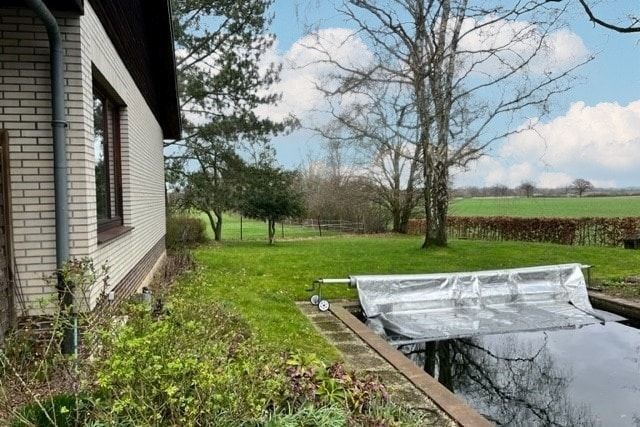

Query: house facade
[[0, 0, 180, 340]]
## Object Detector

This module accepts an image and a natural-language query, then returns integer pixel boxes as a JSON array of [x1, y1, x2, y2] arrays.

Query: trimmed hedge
[[408, 216, 640, 247], [166, 215, 207, 249]]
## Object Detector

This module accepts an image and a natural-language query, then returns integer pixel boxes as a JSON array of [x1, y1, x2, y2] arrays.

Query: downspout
[[24, 0, 73, 355]]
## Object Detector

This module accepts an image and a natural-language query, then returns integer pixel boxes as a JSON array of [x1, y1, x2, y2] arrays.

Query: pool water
[[397, 321, 640, 426]]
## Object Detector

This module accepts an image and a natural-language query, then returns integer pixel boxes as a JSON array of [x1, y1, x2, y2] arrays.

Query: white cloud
[[537, 172, 573, 189], [483, 160, 534, 187], [256, 28, 372, 122], [261, 20, 588, 125], [453, 100, 640, 188], [503, 101, 640, 171], [458, 18, 589, 77]]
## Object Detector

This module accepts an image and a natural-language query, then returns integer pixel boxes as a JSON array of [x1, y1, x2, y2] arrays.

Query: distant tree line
[[452, 179, 640, 199]]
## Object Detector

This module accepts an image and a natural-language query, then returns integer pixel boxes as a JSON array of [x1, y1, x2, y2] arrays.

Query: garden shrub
[[166, 215, 207, 249], [11, 394, 91, 427], [4, 266, 438, 426], [90, 285, 286, 425], [87, 274, 433, 426], [408, 216, 640, 246], [284, 353, 389, 412]]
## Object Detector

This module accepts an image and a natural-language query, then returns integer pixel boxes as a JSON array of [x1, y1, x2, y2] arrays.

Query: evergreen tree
[[168, 0, 295, 240]]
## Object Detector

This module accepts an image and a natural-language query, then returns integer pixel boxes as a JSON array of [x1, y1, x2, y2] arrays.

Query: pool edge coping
[[329, 302, 493, 427], [589, 291, 640, 320]]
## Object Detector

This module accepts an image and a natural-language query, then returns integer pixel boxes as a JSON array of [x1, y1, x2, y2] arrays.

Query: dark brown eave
[[3, 0, 181, 140], [1, 0, 83, 13], [88, 0, 181, 140]]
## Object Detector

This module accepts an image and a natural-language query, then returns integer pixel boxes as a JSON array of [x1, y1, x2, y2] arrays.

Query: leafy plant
[[90, 279, 288, 425], [284, 353, 389, 413], [11, 394, 91, 427], [166, 215, 207, 249]]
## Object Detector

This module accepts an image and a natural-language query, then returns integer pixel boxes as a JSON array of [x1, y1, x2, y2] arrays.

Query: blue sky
[[264, 1, 640, 188]]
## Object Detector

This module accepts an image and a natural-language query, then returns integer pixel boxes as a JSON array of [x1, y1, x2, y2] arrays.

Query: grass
[[449, 195, 640, 218], [189, 234, 640, 360], [197, 212, 340, 241]]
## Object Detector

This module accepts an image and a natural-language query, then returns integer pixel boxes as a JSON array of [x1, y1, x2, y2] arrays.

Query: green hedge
[[408, 216, 640, 246], [166, 215, 207, 249]]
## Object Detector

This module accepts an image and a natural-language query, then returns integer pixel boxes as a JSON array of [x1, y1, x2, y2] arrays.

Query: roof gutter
[[24, 0, 74, 355]]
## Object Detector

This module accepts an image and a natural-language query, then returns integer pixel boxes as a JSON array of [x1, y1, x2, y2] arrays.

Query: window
[[92, 84, 123, 233]]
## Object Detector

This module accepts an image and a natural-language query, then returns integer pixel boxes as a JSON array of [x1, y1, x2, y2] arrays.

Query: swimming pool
[[397, 321, 640, 426]]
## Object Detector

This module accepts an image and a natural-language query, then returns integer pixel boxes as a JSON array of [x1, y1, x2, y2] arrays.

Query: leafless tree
[[303, 0, 591, 247], [546, 0, 640, 33], [315, 82, 422, 233], [490, 184, 511, 198], [518, 181, 536, 198], [297, 145, 390, 232], [571, 178, 593, 197]]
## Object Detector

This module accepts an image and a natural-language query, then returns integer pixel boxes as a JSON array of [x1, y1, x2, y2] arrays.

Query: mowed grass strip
[[190, 235, 640, 360], [197, 212, 340, 241], [449, 196, 640, 218]]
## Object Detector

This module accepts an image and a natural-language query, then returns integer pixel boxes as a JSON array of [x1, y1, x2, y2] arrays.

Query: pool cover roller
[[310, 264, 623, 344]]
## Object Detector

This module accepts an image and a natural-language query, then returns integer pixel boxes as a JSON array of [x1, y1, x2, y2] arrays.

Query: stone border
[[330, 302, 492, 427], [589, 291, 640, 320]]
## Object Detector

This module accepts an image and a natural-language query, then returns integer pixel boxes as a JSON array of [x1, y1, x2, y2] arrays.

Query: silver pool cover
[[351, 264, 622, 344]]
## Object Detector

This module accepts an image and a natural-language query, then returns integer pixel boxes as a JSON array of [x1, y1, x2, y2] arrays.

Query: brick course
[[0, 5, 166, 318]]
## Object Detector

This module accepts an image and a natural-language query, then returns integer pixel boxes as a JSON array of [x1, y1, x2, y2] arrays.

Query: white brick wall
[[0, 5, 166, 314], [80, 3, 166, 308]]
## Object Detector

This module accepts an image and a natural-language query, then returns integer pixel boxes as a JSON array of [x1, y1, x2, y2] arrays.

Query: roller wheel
[[310, 294, 320, 305], [318, 300, 330, 312]]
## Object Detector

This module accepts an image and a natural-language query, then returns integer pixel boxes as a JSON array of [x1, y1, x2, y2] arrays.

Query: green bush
[[11, 394, 91, 427], [90, 278, 287, 425], [166, 215, 207, 249], [88, 274, 430, 426]]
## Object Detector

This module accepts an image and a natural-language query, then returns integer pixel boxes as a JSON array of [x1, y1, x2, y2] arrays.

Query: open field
[[449, 196, 640, 218], [190, 235, 640, 360]]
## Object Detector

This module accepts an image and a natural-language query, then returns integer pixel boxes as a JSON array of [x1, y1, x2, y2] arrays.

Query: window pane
[[93, 95, 109, 221]]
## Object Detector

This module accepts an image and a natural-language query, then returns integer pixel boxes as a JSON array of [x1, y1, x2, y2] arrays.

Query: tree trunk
[[431, 159, 449, 246], [421, 155, 434, 249], [205, 209, 222, 241], [391, 205, 402, 233], [268, 219, 276, 244], [398, 202, 412, 234], [203, 210, 219, 241]]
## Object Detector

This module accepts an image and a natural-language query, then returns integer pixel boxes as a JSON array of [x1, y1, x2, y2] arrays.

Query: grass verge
[[196, 211, 340, 241]]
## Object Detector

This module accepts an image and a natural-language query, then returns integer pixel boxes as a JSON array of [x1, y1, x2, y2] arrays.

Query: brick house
[[0, 0, 180, 341]]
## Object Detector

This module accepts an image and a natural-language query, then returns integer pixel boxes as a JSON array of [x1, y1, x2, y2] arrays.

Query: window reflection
[[93, 95, 108, 221], [92, 85, 122, 232]]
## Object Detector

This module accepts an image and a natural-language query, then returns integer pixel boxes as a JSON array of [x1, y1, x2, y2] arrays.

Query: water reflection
[[400, 332, 598, 426]]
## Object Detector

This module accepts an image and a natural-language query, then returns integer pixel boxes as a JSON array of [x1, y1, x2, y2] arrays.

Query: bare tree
[[304, 0, 590, 247], [316, 82, 422, 233], [298, 145, 391, 232], [571, 178, 593, 197], [490, 184, 511, 198], [546, 0, 640, 33], [518, 181, 536, 198]]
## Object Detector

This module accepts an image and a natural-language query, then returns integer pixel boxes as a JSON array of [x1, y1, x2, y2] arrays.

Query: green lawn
[[449, 196, 640, 218], [188, 235, 640, 360], [197, 212, 340, 241]]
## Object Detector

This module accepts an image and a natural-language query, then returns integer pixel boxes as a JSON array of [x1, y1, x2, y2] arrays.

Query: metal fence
[[224, 217, 365, 241]]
